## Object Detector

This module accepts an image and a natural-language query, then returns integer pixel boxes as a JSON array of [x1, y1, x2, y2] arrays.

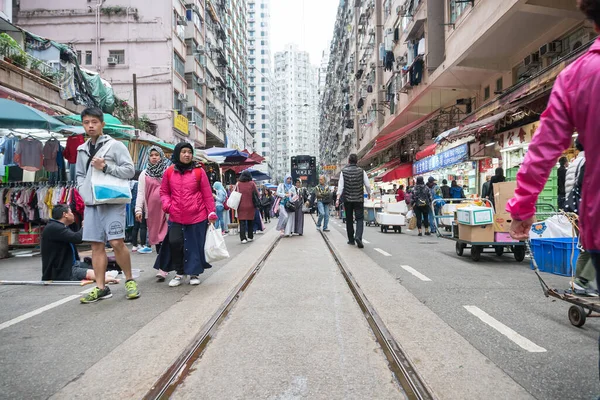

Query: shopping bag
[[530, 215, 576, 239], [226, 185, 241, 210], [408, 216, 417, 230], [205, 224, 229, 262], [87, 140, 131, 205], [406, 210, 414, 220]]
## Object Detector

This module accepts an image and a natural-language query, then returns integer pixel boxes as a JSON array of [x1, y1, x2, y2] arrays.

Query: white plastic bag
[[205, 224, 230, 262], [226, 185, 241, 210], [530, 215, 576, 239], [406, 210, 414, 219], [88, 141, 131, 205]]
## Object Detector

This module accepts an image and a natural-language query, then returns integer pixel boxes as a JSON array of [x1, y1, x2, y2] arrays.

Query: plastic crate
[[530, 237, 580, 276]]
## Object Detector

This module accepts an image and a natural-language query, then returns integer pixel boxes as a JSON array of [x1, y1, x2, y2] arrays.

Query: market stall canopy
[[0, 99, 67, 131], [265, 184, 278, 189], [367, 159, 402, 176], [241, 149, 265, 163], [202, 147, 250, 164], [441, 111, 509, 144], [415, 144, 437, 160], [359, 110, 438, 164], [245, 168, 271, 181], [378, 163, 413, 183]]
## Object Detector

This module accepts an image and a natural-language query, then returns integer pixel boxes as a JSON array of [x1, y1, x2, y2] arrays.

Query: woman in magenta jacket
[[153, 143, 217, 287]]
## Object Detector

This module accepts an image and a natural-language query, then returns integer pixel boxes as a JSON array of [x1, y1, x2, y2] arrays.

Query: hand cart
[[431, 198, 526, 262], [364, 199, 382, 227], [528, 212, 599, 327]]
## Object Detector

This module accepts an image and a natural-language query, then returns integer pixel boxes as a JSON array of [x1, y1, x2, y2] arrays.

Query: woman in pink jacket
[[153, 143, 217, 287]]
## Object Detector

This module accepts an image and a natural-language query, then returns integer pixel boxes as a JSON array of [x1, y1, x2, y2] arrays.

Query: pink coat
[[160, 166, 216, 225], [507, 38, 600, 252]]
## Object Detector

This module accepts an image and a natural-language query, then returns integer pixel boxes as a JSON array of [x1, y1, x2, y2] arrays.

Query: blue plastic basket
[[530, 238, 580, 276]]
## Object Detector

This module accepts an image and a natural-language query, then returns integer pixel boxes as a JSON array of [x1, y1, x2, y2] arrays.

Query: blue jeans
[[317, 202, 330, 229], [215, 205, 225, 231]]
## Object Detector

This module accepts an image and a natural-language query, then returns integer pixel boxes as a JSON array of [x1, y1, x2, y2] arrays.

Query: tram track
[[143, 217, 434, 400]]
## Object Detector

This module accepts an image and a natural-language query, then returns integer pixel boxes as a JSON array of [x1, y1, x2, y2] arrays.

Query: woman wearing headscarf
[[212, 181, 228, 236], [276, 174, 298, 237], [154, 143, 217, 287], [135, 146, 170, 277], [236, 170, 260, 243]]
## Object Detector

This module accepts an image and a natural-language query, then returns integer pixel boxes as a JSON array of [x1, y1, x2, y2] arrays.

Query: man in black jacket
[[41, 204, 113, 282], [336, 154, 371, 248]]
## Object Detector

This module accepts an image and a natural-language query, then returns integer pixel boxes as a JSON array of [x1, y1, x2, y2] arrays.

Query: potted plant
[[11, 52, 28, 69], [41, 70, 57, 83], [29, 58, 42, 76]]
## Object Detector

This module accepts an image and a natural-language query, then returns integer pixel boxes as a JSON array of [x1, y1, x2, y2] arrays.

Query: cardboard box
[[494, 232, 518, 243], [494, 181, 517, 213], [457, 206, 494, 226], [493, 212, 513, 233], [459, 224, 494, 242]]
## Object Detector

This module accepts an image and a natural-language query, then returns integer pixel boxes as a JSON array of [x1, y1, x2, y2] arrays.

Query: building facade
[[273, 44, 319, 182], [320, 0, 597, 178], [247, 0, 274, 175], [15, 0, 251, 149]]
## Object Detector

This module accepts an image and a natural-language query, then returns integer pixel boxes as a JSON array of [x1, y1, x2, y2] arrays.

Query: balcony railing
[[0, 36, 61, 85]]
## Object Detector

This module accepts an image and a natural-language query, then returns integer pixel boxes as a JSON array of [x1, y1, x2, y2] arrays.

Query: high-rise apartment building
[[247, 0, 274, 175], [273, 44, 319, 182], [15, 0, 251, 150]]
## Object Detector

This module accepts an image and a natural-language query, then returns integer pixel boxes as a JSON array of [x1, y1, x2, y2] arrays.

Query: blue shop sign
[[413, 143, 469, 175]]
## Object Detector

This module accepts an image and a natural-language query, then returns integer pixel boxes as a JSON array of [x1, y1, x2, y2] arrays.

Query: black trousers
[[343, 202, 364, 242], [131, 215, 147, 247], [261, 206, 271, 222], [414, 206, 430, 230], [239, 220, 254, 241], [169, 223, 185, 275]]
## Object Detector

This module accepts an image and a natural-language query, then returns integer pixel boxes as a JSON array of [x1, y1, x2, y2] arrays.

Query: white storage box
[[376, 212, 406, 226], [384, 202, 407, 214], [457, 206, 493, 226]]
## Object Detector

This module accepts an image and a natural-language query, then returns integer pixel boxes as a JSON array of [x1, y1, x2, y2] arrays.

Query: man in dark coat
[[336, 154, 371, 248]]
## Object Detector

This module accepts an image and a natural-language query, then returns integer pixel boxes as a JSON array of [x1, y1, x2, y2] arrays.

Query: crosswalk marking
[[374, 248, 392, 257]]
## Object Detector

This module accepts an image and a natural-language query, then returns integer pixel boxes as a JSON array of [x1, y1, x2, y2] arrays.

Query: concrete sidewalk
[[172, 219, 404, 399]]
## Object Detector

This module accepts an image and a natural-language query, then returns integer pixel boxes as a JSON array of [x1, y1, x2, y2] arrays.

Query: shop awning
[[415, 144, 436, 160], [360, 110, 438, 163], [440, 111, 509, 144], [0, 99, 66, 131], [378, 163, 413, 183], [367, 158, 401, 176]]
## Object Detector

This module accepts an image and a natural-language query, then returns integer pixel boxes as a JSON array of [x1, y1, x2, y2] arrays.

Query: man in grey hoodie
[[76, 107, 140, 304]]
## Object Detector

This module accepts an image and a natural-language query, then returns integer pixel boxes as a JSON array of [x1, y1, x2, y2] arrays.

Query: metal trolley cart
[[431, 198, 526, 262]]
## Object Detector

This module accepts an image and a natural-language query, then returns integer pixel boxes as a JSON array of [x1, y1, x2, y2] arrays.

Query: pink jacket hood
[[507, 37, 600, 251]]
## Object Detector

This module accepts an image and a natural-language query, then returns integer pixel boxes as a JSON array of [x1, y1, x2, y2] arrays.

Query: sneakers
[[138, 246, 153, 254], [125, 280, 140, 299], [572, 278, 588, 291], [156, 269, 168, 282], [190, 276, 201, 285], [241, 239, 248, 244], [418, 232, 423, 237], [169, 275, 184, 287], [248, 238, 254, 242], [80, 287, 113, 304], [131, 246, 138, 252], [323, 228, 330, 232], [316, 226, 321, 231]]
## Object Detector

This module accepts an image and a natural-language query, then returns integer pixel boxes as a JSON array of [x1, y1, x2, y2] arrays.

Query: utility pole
[[132, 73, 139, 135]]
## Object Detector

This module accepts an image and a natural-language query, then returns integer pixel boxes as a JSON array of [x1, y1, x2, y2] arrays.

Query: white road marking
[[374, 248, 392, 257], [362, 239, 370, 244], [464, 306, 547, 353], [0, 286, 99, 332], [400, 265, 431, 282]]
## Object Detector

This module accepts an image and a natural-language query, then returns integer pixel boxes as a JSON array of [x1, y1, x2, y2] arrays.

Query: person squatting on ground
[[75, 107, 139, 304], [155, 143, 218, 287], [136, 145, 170, 278], [276, 174, 298, 237], [411, 177, 433, 237], [336, 153, 371, 249], [314, 175, 332, 232], [213, 181, 229, 235], [41, 204, 117, 283], [236, 170, 260, 243], [508, 0, 600, 382]]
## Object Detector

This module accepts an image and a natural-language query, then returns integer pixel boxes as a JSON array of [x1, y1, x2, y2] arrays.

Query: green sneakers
[[80, 286, 112, 304], [80, 280, 140, 304], [125, 280, 141, 299]]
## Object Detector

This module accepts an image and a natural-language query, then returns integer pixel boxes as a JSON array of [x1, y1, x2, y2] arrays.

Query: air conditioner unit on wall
[[370, 62, 376, 69], [177, 16, 188, 26], [196, 46, 205, 55], [539, 41, 561, 57], [107, 57, 117, 65], [178, 93, 188, 102], [379, 84, 387, 91], [524, 52, 540, 67]]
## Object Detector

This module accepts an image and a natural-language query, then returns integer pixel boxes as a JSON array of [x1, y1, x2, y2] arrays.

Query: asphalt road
[[326, 214, 599, 400], [0, 226, 271, 400]]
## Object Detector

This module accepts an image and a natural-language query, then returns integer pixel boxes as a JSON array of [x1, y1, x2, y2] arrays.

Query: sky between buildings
[[270, 0, 339, 65]]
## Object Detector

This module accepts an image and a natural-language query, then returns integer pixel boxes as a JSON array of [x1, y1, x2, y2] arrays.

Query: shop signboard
[[173, 112, 190, 135], [497, 121, 539, 150], [413, 143, 469, 175]]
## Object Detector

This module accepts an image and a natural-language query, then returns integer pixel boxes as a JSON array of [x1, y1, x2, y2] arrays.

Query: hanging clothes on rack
[[42, 137, 60, 172], [0, 134, 18, 166], [15, 136, 43, 172]]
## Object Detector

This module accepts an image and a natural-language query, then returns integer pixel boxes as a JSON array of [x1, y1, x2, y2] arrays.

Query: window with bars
[[449, 0, 470, 23], [109, 50, 125, 64], [174, 53, 185, 77]]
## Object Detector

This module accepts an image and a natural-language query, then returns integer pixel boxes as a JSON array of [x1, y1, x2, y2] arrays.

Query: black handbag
[[252, 190, 261, 208], [564, 161, 585, 214], [284, 200, 296, 212]]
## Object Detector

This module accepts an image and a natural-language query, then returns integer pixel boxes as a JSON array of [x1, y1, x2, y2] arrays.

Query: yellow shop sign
[[173, 112, 189, 135]]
